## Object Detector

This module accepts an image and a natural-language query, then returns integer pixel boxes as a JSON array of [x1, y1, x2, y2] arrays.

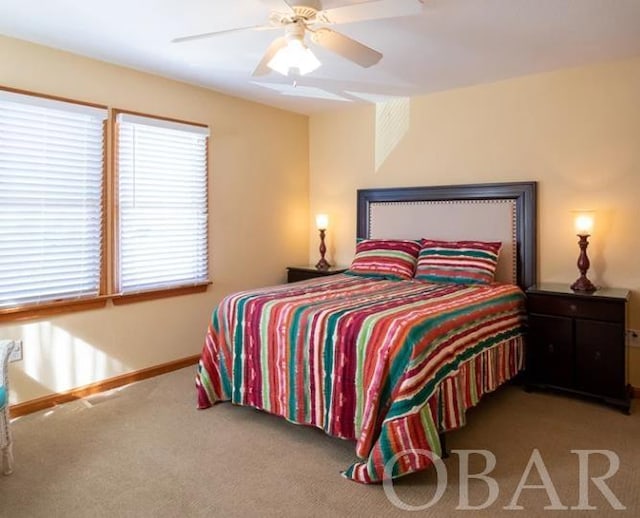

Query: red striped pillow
[[347, 239, 421, 280], [415, 239, 502, 285]]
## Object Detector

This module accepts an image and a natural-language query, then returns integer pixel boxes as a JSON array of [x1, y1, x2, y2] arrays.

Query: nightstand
[[526, 283, 631, 413], [286, 265, 347, 283]]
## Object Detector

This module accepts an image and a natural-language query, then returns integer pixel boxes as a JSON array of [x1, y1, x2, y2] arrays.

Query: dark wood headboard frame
[[356, 181, 538, 290]]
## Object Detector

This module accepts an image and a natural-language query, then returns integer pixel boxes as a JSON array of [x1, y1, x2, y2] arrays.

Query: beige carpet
[[1, 367, 638, 517]]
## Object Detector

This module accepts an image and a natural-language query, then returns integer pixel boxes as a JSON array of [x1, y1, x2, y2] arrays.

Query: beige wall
[[309, 57, 640, 386], [0, 36, 310, 404], [3, 34, 639, 405]]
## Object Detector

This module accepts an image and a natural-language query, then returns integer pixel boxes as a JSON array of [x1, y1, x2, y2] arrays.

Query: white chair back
[[0, 340, 15, 475]]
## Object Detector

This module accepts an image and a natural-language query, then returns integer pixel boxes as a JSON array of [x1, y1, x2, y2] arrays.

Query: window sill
[[0, 296, 109, 324], [0, 282, 211, 323], [111, 282, 211, 305]]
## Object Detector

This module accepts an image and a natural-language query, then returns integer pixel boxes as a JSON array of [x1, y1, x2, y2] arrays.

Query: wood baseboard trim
[[10, 362, 638, 418], [10, 354, 200, 418]]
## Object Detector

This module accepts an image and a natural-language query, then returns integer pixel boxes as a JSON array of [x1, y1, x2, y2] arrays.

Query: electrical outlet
[[8, 340, 22, 362], [627, 329, 640, 348]]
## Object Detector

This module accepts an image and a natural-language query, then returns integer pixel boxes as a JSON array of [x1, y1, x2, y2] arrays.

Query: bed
[[196, 181, 537, 483]]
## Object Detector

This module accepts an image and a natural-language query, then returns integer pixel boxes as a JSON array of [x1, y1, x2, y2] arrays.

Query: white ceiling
[[1, 0, 640, 114]]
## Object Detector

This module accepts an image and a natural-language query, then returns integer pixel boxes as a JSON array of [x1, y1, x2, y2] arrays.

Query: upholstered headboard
[[356, 182, 537, 290]]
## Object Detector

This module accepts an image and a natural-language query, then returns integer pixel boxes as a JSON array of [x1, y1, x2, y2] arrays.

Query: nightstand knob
[[594, 351, 602, 361], [547, 343, 555, 353], [569, 303, 577, 312]]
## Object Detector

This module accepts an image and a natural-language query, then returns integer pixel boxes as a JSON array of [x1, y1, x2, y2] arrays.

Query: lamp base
[[315, 258, 331, 271], [571, 275, 597, 293]]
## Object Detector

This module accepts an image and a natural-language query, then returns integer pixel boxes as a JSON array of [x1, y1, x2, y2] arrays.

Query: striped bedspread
[[196, 274, 526, 483]]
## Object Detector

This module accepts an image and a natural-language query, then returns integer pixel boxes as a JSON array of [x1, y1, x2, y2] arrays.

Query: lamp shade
[[315, 214, 329, 230], [267, 37, 321, 76], [574, 211, 595, 235]]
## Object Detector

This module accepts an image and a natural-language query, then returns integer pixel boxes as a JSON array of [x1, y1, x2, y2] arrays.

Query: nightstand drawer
[[527, 294, 624, 323]]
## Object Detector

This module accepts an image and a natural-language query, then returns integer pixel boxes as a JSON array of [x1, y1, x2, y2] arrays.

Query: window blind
[[116, 113, 209, 293], [0, 90, 107, 309]]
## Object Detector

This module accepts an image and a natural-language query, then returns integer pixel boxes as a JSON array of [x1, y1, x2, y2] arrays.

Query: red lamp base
[[570, 275, 597, 292], [316, 228, 331, 271], [571, 234, 597, 293], [315, 258, 331, 271]]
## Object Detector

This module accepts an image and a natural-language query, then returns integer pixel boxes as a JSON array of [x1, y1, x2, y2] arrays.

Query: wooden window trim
[[111, 282, 211, 305], [111, 108, 210, 298], [0, 282, 211, 322], [0, 85, 108, 111], [0, 297, 110, 324], [111, 108, 208, 130]]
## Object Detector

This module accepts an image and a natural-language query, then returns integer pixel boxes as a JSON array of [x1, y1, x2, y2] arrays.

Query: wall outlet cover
[[8, 340, 22, 362]]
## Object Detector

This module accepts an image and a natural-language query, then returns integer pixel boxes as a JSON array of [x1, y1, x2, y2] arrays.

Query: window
[[115, 112, 209, 295], [0, 89, 210, 319], [0, 89, 107, 311]]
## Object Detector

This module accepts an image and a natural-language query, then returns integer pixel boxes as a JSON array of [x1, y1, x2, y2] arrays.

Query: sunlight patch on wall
[[251, 82, 351, 101], [373, 97, 410, 172], [23, 322, 127, 394]]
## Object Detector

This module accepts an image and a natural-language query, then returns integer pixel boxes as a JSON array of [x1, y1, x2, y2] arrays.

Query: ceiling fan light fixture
[[267, 34, 321, 76]]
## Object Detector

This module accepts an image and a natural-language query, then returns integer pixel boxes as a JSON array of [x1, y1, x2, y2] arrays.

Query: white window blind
[[0, 90, 106, 309], [116, 113, 209, 293]]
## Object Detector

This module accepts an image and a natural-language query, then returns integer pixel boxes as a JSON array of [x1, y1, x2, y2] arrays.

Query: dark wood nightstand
[[287, 265, 347, 283], [526, 283, 631, 413]]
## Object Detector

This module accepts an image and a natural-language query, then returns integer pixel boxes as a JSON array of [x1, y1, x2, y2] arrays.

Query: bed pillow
[[415, 239, 502, 285], [347, 239, 421, 280]]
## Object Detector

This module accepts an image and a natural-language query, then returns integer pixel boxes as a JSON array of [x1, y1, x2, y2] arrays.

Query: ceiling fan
[[172, 0, 424, 77]]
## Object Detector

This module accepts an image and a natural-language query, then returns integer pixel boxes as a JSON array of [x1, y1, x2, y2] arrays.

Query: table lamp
[[315, 214, 331, 270], [570, 211, 596, 292]]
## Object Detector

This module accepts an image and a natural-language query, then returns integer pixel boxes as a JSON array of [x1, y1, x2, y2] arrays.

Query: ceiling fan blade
[[317, 0, 423, 25], [311, 28, 382, 68], [252, 36, 288, 76], [172, 24, 272, 44]]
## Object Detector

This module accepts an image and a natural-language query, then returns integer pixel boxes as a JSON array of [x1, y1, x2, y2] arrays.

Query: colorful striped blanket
[[196, 274, 526, 483]]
